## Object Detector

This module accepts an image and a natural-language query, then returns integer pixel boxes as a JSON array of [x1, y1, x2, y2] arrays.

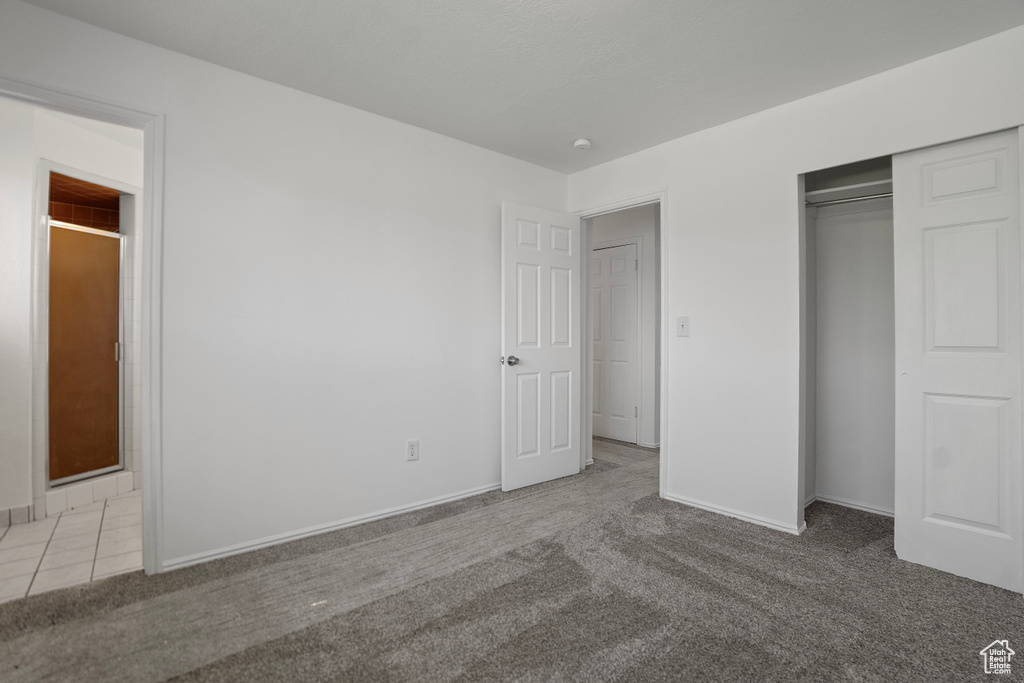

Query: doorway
[[34, 162, 143, 515], [0, 80, 162, 576], [47, 172, 125, 485], [584, 202, 661, 459], [499, 198, 664, 489]]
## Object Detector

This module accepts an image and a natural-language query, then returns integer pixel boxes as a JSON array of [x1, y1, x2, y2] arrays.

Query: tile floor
[[0, 489, 142, 604]]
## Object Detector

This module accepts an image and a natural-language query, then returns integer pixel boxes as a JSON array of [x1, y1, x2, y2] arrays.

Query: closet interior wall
[[804, 157, 896, 516]]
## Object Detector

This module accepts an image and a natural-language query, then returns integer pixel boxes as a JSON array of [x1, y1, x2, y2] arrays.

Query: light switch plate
[[676, 316, 690, 337]]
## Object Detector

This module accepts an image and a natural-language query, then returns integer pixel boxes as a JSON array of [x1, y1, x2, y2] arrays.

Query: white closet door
[[592, 244, 638, 443], [893, 128, 1022, 592]]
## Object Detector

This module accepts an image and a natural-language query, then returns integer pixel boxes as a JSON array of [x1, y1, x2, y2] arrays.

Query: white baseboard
[[162, 481, 502, 572], [661, 492, 805, 535], [807, 494, 894, 518], [639, 441, 660, 449]]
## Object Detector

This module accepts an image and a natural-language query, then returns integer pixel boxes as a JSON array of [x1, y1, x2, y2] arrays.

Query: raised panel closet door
[[893, 128, 1022, 592]]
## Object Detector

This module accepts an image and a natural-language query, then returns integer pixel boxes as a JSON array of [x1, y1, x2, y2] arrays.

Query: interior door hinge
[[115, 342, 121, 362], [635, 406, 638, 417], [635, 259, 638, 271]]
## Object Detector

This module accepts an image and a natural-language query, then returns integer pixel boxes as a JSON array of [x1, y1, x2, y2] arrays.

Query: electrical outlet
[[676, 316, 690, 337], [406, 439, 420, 461]]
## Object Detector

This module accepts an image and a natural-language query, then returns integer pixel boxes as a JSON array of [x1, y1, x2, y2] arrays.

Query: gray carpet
[[1, 441, 1021, 681]]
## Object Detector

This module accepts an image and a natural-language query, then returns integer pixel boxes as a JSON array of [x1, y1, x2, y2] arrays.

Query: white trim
[[163, 482, 503, 571], [657, 197, 668, 498], [0, 76, 157, 129], [573, 189, 667, 220], [806, 494, 895, 518], [1019, 124, 1024, 593], [0, 76, 166, 575], [662, 491, 807, 535], [593, 236, 643, 250], [580, 218, 594, 470], [141, 111, 166, 575], [49, 464, 124, 488], [50, 220, 123, 238]]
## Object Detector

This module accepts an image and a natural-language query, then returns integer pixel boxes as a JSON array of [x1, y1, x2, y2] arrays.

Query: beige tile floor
[[0, 489, 142, 604]]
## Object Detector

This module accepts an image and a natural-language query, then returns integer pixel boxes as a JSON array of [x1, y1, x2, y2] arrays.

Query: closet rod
[[806, 191, 893, 208]]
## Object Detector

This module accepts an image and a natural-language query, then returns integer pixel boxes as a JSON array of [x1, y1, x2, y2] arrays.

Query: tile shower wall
[[48, 201, 119, 232]]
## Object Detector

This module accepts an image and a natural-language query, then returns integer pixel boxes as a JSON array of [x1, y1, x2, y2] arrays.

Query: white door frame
[[0, 76, 166, 574], [592, 236, 644, 447], [1019, 125, 1024, 589], [575, 190, 667, 497]]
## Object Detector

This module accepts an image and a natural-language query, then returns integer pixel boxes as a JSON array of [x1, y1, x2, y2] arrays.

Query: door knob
[[506, 355, 520, 366]]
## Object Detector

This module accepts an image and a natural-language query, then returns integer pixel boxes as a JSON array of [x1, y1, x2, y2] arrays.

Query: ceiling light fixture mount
[[573, 138, 592, 151]]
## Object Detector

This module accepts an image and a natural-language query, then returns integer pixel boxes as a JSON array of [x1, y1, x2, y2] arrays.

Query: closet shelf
[[805, 179, 892, 206]]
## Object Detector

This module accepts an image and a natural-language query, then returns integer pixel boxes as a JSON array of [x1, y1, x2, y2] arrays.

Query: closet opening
[[801, 155, 896, 519]]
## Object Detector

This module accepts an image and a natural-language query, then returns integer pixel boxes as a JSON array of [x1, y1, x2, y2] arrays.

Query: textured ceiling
[[21, 0, 1024, 173]]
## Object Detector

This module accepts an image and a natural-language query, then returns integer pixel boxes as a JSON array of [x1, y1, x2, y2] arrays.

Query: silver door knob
[[506, 355, 520, 366]]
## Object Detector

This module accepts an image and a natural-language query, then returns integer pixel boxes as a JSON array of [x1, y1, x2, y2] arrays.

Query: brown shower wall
[[49, 201, 119, 232]]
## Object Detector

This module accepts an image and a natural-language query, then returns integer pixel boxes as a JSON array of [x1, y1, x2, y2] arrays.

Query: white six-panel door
[[893, 128, 1022, 592], [592, 244, 639, 443], [501, 202, 582, 491]]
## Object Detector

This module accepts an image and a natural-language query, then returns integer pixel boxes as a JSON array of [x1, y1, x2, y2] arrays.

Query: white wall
[[0, 98, 35, 513], [33, 107, 145, 519], [4, 1, 1022, 563], [33, 112, 143, 187], [0, 98, 143, 516], [0, 1, 566, 568], [568, 25, 1024, 532], [591, 204, 660, 446], [811, 199, 895, 515]]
